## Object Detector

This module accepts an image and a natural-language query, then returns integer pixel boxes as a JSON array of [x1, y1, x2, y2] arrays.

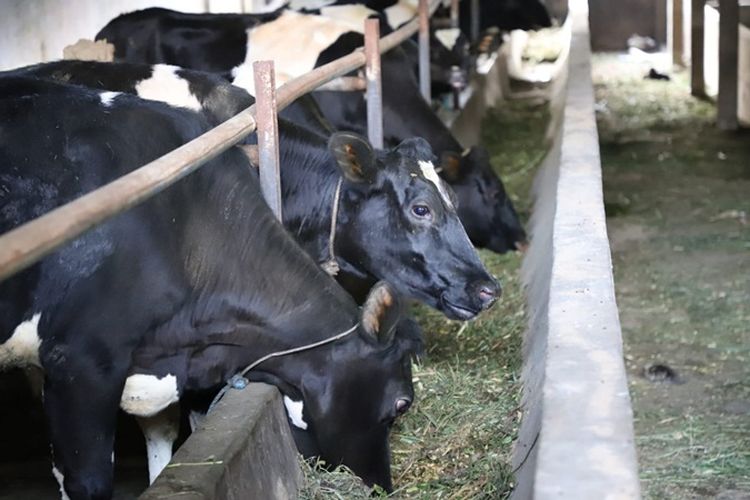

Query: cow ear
[[328, 132, 377, 183], [360, 282, 402, 346], [439, 151, 463, 182], [394, 316, 425, 360]]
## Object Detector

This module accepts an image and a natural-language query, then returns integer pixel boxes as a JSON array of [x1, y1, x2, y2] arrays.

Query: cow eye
[[411, 204, 431, 218], [395, 398, 411, 416]]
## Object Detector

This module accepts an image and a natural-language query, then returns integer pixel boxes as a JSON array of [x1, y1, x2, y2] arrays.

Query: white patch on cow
[[1, 313, 42, 370], [418, 160, 453, 209], [134, 65, 202, 111], [384, 0, 418, 29], [120, 374, 179, 418], [231, 10, 364, 95], [52, 465, 70, 500], [283, 395, 308, 430], [99, 91, 120, 107], [435, 28, 461, 51], [288, 0, 336, 9], [319, 4, 376, 30]]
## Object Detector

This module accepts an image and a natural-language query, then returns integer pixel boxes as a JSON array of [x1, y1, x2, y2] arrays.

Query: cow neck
[[183, 152, 358, 346], [277, 125, 342, 264], [207, 320, 359, 412], [320, 176, 344, 276]]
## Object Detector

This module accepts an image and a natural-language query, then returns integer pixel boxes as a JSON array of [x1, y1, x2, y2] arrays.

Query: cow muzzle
[[439, 278, 501, 320]]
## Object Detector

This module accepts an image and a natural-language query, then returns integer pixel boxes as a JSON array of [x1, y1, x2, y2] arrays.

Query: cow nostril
[[478, 285, 498, 306]]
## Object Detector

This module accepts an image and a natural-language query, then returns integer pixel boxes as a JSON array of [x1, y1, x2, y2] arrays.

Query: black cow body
[[95, 9, 527, 253], [0, 77, 418, 497], [10, 60, 498, 318], [291, 0, 471, 95]]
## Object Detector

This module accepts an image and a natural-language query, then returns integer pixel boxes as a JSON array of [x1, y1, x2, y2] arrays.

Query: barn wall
[[589, 0, 667, 51]]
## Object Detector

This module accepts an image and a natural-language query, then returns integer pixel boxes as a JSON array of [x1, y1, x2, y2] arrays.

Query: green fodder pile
[[301, 99, 551, 499]]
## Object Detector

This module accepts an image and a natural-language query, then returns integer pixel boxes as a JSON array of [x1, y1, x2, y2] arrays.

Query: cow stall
[[0, 0, 641, 498]]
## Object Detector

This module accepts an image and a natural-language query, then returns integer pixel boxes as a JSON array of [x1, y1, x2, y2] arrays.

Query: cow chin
[[439, 293, 481, 320]]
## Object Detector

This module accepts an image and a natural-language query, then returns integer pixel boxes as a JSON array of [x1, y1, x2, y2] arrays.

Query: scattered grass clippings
[[300, 97, 551, 498], [594, 53, 750, 499]]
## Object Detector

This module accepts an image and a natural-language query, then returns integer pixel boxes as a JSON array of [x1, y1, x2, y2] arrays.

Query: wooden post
[[470, 0, 480, 41], [253, 61, 283, 221], [418, 0, 431, 103], [364, 18, 384, 149], [450, 0, 459, 28], [691, 0, 706, 97], [718, 0, 739, 130], [671, 0, 685, 66]]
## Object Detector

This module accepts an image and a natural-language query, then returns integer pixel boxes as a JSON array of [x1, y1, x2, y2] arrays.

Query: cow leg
[[137, 404, 180, 484], [43, 357, 127, 500]]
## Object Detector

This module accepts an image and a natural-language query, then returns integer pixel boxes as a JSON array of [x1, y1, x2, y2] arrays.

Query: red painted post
[[364, 18, 384, 149], [418, 0, 431, 103], [253, 60, 283, 221]]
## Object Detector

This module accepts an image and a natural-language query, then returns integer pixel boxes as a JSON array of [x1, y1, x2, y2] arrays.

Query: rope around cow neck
[[320, 177, 343, 277], [207, 321, 359, 413]]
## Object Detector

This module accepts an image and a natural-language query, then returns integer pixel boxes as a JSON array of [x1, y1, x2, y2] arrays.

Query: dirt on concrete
[[593, 54, 750, 499]]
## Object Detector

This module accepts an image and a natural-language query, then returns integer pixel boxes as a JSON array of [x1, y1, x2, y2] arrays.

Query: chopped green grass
[[300, 93, 551, 499]]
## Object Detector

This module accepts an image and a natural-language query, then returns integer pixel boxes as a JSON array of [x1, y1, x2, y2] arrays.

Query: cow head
[[440, 147, 528, 254], [430, 28, 471, 96], [274, 283, 420, 492], [329, 132, 499, 320]]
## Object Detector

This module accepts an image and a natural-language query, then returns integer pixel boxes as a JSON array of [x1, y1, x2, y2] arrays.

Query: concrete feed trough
[[512, 1, 640, 499]]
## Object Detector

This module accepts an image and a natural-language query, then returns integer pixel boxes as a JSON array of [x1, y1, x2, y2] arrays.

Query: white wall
[[0, 0, 211, 70], [0, 0, 294, 71]]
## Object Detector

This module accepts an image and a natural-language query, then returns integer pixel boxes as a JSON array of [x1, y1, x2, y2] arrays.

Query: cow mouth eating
[[439, 295, 481, 321]]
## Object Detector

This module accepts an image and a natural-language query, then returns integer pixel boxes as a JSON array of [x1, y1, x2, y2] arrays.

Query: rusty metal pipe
[[418, 0, 431, 103], [253, 61, 283, 222], [365, 18, 384, 149]]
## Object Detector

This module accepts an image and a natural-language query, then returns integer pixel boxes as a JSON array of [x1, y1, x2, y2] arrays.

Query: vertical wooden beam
[[671, 0, 685, 66], [418, 0, 431, 103], [253, 61, 283, 221], [470, 0, 480, 41], [718, 0, 739, 130], [450, 0, 460, 28], [691, 0, 706, 97], [364, 18, 383, 149]]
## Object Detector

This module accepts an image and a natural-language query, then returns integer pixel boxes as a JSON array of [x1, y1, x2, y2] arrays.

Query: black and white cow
[[95, 8, 528, 253], [435, 0, 553, 40], [289, 0, 471, 96], [0, 76, 420, 498], [9, 60, 499, 317]]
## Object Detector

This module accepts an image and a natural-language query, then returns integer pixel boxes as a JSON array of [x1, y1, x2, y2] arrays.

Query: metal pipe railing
[[0, 0, 443, 282]]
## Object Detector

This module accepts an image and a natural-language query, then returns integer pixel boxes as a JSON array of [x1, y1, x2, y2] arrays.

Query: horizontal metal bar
[[0, 0, 442, 282], [316, 76, 366, 91]]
